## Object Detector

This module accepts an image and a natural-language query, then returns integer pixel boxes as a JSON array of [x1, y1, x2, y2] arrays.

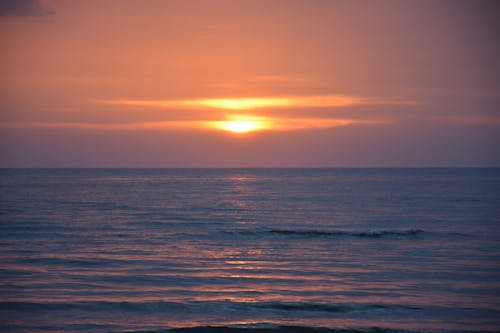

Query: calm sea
[[1, 168, 500, 333]]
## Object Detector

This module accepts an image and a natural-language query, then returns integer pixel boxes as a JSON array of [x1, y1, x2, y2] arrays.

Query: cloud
[[0, 116, 381, 133], [77, 94, 408, 133], [208, 115, 380, 133], [249, 75, 318, 84], [53, 76, 122, 84], [0, 121, 203, 131], [0, 0, 51, 17], [439, 115, 500, 126], [105, 95, 418, 111], [2, 94, 411, 133]]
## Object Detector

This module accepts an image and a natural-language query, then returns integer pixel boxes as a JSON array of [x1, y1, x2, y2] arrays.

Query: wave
[[19, 257, 122, 267], [165, 327, 415, 333], [254, 301, 421, 313], [229, 229, 425, 239], [117, 326, 496, 333], [0, 300, 420, 314], [0, 300, 187, 313], [270, 229, 424, 238]]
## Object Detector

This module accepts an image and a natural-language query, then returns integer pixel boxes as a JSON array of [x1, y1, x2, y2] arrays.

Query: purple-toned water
[[1, 168, 499, 332]]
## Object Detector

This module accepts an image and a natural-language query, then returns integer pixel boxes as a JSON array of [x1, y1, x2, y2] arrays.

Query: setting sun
[[222, 121, 259, 133], [209, 116, 271, 133]]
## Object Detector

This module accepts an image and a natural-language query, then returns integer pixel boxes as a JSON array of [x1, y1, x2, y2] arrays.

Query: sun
[[209, 116, 271, 133], [220, 120, 259, 133]]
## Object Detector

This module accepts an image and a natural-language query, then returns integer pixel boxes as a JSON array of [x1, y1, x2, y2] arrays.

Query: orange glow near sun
[[185, 98, 294, 110]]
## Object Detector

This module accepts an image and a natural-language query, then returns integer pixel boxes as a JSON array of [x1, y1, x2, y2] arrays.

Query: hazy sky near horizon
[[0, 0, 499, 167]]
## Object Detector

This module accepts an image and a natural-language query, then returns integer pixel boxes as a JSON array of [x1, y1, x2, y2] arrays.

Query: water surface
[[1, 168, 499, 332]]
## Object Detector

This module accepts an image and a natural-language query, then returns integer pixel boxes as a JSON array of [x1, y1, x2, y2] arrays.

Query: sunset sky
[[1, 0, 499, 167]]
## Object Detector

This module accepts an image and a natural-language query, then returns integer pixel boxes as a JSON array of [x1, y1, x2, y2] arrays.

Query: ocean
[[0, 168, 499, 333]]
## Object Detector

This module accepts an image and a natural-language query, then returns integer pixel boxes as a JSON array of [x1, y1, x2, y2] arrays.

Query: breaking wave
[[228, 229, 425, 238]]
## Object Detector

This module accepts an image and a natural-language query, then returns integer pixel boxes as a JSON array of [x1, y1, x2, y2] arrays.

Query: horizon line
[[1, 166, 499, 170]]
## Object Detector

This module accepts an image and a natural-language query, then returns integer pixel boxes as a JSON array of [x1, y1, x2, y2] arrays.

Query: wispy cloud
[[249, 75, 318, 84], [105, 95, 418, 111], [438, 115, 500, 125], [0, 116, 381, 133], [207, 114, 380, 132], [0, 121, 203, 131], [4, 94, 408, 133], [53, 76, 122, 84]]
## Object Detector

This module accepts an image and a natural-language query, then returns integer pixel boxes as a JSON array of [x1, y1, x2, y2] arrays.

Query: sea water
[[0, 168, 499, 332]]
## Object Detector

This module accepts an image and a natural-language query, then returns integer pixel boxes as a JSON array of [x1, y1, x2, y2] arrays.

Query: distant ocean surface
[[1, 168, 500, 333]]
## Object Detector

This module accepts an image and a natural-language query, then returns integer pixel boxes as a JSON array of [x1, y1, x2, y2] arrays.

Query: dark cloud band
[[0, 0, 51, 17]]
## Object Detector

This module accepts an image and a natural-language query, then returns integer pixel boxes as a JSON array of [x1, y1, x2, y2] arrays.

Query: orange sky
[[0, 0, 499, 167]]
